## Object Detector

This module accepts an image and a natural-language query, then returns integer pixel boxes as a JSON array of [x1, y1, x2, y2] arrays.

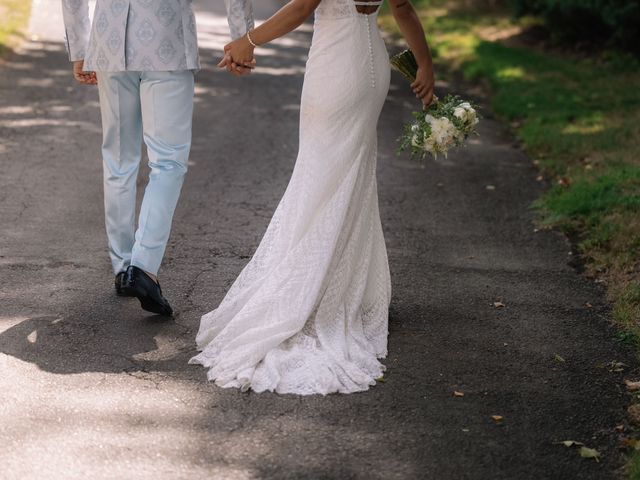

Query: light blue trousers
[[96, 70, 195, 276]]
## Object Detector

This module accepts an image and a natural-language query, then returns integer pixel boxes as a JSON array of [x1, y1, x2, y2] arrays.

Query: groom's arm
[[61, 0, 91, 62], [224, 0, 255, 40], [61, 0, 96, 85]]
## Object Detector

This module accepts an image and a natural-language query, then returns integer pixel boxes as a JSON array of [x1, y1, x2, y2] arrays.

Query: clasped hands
[[217, 35, 257, 76]]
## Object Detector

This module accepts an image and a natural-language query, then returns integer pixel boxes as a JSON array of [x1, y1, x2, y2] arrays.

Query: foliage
[[0, 0, 32, 57], [380, 0, 640, 359], [509, 0, 640, 51]]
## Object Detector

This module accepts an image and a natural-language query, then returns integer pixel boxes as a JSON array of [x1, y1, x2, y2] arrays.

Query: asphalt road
[[0, 1, 637, 479]]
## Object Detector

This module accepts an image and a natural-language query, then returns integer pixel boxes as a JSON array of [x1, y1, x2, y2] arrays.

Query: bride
[[190, 0, 434, 394]]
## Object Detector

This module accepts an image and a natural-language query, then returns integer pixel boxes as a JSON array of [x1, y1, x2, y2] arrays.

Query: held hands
[[411, 65, 435, 107], [72, 60, 97, 85], [218, 35, 256, 77]]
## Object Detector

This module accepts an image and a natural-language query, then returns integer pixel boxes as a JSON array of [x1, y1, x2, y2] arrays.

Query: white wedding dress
[[190, 0, 392, 395]]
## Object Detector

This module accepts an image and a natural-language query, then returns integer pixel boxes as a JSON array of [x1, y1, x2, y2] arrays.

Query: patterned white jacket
[[61, 0, 254, 72]]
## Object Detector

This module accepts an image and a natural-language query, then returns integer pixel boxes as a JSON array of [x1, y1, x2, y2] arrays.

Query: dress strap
[[353, 1, 383, 5]]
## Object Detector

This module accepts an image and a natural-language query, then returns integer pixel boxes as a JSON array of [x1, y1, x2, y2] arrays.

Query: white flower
[[454, 103, 478, 128], [454, 107, 466, 119], [411, 134, 421, 147], [429, 117, 457, 146], [411, 123, 420, 133]]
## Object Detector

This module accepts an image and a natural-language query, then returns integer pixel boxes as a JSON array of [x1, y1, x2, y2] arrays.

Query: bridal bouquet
[[391, 50, 480, 160]]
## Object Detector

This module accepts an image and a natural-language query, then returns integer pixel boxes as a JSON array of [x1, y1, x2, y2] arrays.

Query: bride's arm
[[222, 0, 322, 70], [388, 0, 435, 105]]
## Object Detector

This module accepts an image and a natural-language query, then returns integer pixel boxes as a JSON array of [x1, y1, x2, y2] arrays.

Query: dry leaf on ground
[[625, 380, 640, 391], [493, 301, 505, 308], [453, 391, 464, 397], [491, 415, 503, 422], [555, 440, 584, 447], [607, 361, 626, 372], [628, 404, 640, 425], [620, 437, 640, 450]]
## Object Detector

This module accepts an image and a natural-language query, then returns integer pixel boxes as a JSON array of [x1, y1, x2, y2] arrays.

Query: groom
[[61, 0, 254, 315]]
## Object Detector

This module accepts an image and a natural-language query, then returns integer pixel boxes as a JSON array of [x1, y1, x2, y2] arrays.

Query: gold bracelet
[[246, 30, 258, 47]]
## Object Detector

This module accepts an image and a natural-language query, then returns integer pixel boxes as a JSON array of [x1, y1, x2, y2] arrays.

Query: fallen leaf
[[376, 376, 386, 383], [557, 177, 571, 187], [491, 415, 503, 422], [453, 391, 464, 397], [555, 440, 584, 448], [493, 301, 505, 309], [625, 380, 640, 391], [620, 437, 638, 449], [615, 425, 625, 432], [461, 428, 469, 432], [554, 354, 566, 363], [628, 404, 640, 426], [585, 302, 593, 308], [608, 361, 626, 372], [536, 175, 544, 182], [579, 446, 600, 462], [485, 185, 496, 191]]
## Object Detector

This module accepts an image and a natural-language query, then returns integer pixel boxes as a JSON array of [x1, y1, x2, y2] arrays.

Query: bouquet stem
[[390, 49, 419, 82]]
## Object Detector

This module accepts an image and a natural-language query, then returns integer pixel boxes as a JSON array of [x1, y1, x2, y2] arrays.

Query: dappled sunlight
[[253, 65, 307, 76], [0, 118, 101, 131], [495, 66, 527, 80], [562, 122, 605, 135], [0, 105, 34, 115], [194, 9, 236, 52], [16, 77, 55, 87], [0, 360, 422, 478], [0, 375, 261, 478], [0, 316, 33, 335]]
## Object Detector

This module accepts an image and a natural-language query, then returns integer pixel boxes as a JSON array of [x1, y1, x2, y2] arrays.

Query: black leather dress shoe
[[122, 266, 173, 316], [115, 271, 133, 297]]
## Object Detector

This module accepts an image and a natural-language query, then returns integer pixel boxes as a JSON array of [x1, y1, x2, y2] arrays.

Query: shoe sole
[[123, 286, 173, 317]]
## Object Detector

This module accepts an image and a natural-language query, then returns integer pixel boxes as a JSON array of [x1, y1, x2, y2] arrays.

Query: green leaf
[[579, 447, 601, 462]]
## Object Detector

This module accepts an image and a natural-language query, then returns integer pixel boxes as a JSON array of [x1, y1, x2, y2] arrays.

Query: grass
[[380, 0, 640, 473], [380, 0, 640, 344], [0, 0, 32, 57]]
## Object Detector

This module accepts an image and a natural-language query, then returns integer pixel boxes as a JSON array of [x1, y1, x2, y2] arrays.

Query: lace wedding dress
[[190, 0, 392, 395]]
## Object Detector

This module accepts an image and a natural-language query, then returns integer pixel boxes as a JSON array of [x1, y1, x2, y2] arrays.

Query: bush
[[510, 0, 640, 51]]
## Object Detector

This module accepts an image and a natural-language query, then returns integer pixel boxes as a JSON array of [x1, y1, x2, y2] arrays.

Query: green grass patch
[[380, 1, 640, 336], [0, 0, 32, 57]]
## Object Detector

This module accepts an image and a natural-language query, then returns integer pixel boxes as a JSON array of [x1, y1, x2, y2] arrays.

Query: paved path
[[0, 1, 636, 478]]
